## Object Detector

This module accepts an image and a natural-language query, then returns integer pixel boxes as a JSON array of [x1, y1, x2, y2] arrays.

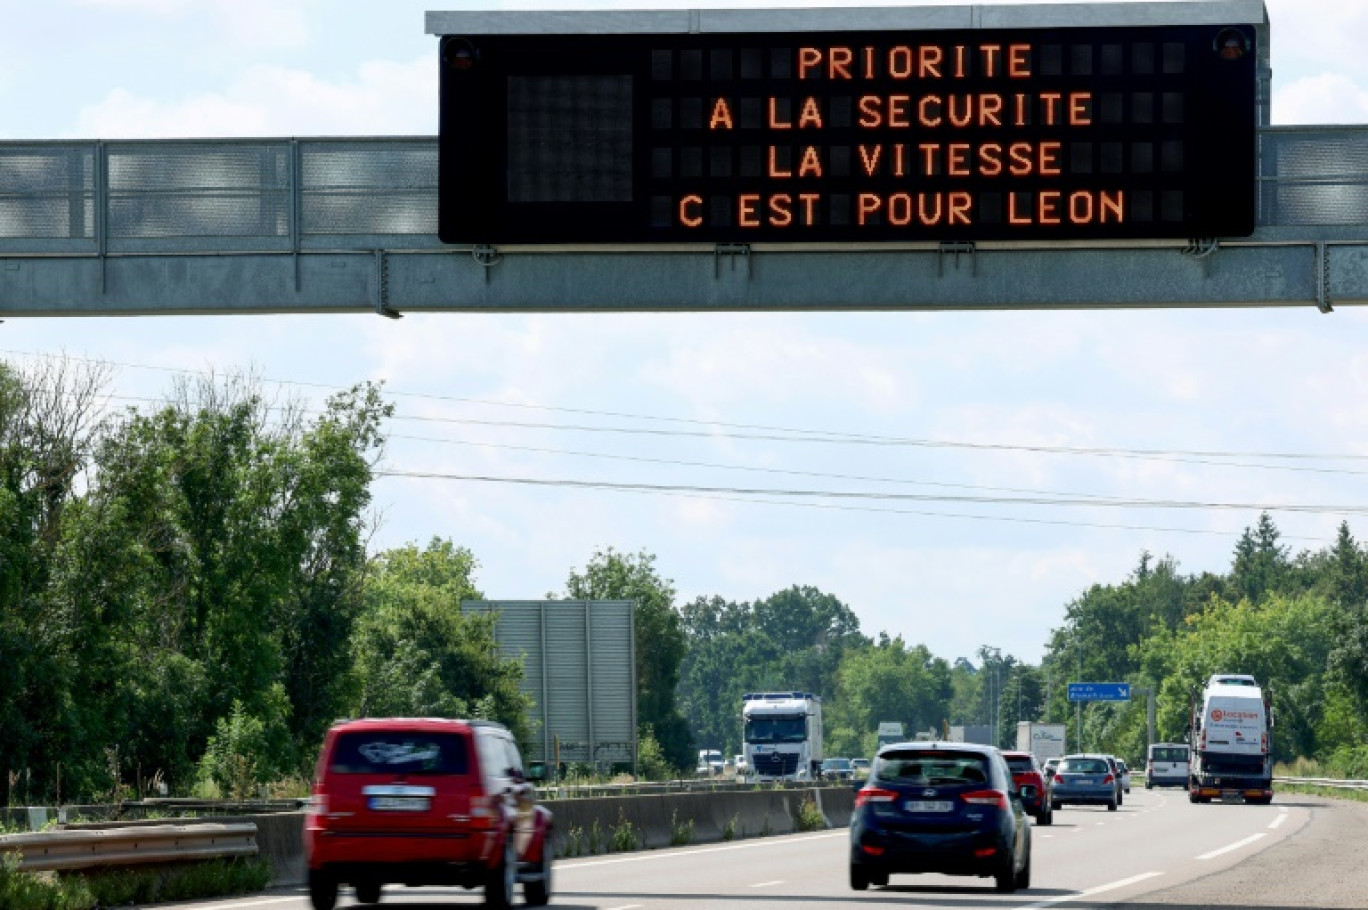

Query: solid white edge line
[[177, 897, 303, 910], [1196, 832, 1266, 860], [749, 880, 785, 888], [606, 905, 644, 910], [560, 829, 846, 869], [1019, 871, 1165, 908]]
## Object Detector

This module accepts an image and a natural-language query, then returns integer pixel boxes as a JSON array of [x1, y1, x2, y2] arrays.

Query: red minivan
[[305, 718, 553, 909]]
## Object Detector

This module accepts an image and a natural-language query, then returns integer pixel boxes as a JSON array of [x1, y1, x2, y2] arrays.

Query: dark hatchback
[[850, 743, 1033, 893]]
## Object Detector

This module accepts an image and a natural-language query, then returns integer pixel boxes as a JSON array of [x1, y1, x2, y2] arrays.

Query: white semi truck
[[1188, 673, 1274, 804], [742, 692, 823, 782]]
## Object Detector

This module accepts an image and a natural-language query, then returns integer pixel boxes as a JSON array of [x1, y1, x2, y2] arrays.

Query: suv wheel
[[1013, 841, 1032, 890], [850, 864, 870, 891], [994, 848, 1018, 893], [485, 837, 516, 908], [308, 870, 337, 910], [1038, 804, 1053, 826], [524, 847, 552, 907]]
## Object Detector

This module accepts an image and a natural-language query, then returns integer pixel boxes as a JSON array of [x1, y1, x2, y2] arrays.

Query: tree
[[829, 636, 952, 755], [1231, 512, 1289, 604], [561, 548, 692, 770], [352, 539, 531, 744]]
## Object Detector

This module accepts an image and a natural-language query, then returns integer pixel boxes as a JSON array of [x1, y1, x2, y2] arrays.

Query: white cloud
[[1273, 73, 1368, 125], [74, 55, 435, 138]]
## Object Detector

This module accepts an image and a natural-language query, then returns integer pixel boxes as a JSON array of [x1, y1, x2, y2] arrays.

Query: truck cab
[[742, 692, 822, 782]]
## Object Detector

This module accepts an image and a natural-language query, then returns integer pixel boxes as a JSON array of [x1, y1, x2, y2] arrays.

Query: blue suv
[[850, 742, 1033, 893]]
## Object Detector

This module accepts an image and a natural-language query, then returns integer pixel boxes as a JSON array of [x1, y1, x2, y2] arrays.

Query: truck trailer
[[742, 692, 823, 782], [1016, 721, 1067, 763], [1188, 673, 1274, 804]]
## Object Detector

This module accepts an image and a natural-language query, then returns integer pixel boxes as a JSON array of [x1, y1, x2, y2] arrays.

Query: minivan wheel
[[524, 849, 552, 907], [355, 882, 381, 905], [308, 870, 337, 910], [485, 839, 516, 909]]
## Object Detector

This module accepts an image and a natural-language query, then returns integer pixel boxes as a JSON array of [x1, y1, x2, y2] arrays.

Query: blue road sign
[[1068, 683, 1131, 702]]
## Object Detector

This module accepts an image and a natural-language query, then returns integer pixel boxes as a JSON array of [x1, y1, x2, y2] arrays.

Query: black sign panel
[[439, 23, 1257, 244]]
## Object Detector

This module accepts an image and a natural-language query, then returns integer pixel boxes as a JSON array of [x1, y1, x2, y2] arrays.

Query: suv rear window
[[330, 731, 470, 775], [875, 751, 990, 784]]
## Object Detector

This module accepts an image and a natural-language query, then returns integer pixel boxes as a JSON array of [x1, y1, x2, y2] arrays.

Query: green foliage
[[610, 809, 640, 852], [722, 812, 739, 841], [587, 818, 603, 855], [669, 808, 695, 845], [827, 635, 952, 749], [351, 539, 531, 742], [196, 687, 294, 800], [635, 725, 672, 781], [0, 854, 268, 910], [793, 794, 825, 832], [561, 825, 584, 858]]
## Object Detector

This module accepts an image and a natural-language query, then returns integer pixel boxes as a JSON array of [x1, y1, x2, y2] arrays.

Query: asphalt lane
[[167, 787, 1326, 910]]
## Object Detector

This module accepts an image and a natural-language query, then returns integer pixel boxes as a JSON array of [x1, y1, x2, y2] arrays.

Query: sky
[[3, 0, 1368, 667]]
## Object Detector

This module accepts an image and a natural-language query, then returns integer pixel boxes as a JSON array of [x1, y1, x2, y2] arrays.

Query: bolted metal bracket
[[1316, 241, 1333, 313], [938, 241, 976, 277], [374, 250, 402, 319], [473, 244, 503, 284], [714, 242, 751, 280]]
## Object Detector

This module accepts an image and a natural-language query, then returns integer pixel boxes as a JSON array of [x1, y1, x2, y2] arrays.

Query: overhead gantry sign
[[433, 2, 1260, 244]]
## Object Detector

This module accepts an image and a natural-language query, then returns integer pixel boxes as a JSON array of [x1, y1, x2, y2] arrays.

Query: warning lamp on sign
[[444, 37, 479, 70], [1214, 28, 1249, 61]]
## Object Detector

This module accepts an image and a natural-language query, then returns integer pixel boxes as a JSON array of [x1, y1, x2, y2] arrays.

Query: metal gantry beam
[[0, 128, 1366, 317]]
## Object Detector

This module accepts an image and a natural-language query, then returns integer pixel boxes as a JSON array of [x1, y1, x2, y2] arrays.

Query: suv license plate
[[370, 796, 430, 811], [906, 800, 953, 812]]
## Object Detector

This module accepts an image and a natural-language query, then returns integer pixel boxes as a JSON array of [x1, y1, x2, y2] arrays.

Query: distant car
[[850, 758, 871, 779], [1145, 743, 1190, 789], [697, 749, 725, 777], [1050, 753, 1118, 812], [822, 757, 855, 781], [1115, 759, 1132, 793], [1001, 751, 1052, 825], [850, 742, 1033, 893], [1041, 757, 1060, 781], [304, 717, 552, 910]]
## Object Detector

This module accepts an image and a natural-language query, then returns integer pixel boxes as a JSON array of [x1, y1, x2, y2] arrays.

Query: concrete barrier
[[5, 787, 855, 886]]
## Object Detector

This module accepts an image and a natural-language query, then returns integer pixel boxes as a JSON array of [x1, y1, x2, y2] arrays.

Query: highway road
[[168, 789, 1368, 910]]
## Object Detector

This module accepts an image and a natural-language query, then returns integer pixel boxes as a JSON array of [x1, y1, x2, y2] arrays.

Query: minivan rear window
[[875, 751, 990, 784], [330, 732, 470, 775], [1150, 746, 1189, 762]]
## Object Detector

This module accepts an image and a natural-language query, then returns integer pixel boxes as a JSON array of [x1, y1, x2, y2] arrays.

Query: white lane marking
[[1019, 871, 1164, 908], [183, 898, 303, 910], [560, 830, 846, 869], [606, 905, 644, 910], [1197, 832, 1265, 860], [1268, 813, 1288, 830], [749, 880, 784, 888]]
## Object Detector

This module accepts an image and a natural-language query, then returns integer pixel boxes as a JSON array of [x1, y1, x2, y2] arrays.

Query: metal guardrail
[[1274, 776, 1368, 791], [0, 822, 258, 872]]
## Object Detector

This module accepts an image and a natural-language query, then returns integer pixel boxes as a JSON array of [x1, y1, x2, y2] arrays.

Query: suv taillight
[[855, 787, 898, 808], [962, 790, 1009, 809]]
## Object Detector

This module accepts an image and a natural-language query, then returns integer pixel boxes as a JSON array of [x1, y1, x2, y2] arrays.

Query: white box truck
[[742, 692, 823, 782], [1016, 721, 1067, 763], [1188, 673, 1274, 804]]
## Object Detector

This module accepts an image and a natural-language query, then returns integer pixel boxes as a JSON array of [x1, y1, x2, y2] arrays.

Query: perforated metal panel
[[463, 600, 636, 770], [1260, 128, 1368, 226]]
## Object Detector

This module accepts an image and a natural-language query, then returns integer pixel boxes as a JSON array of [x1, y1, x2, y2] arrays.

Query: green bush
[[722, 812, 739, 841], [794, 795, 825, 832], [669, 809, 694, 846], [0, 853, 268, 910], [196, 686, 295, 800], [610, 810, 640, 852]]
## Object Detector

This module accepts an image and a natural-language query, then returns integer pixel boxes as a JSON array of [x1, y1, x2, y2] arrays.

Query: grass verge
[[0, 853, 269, 910]]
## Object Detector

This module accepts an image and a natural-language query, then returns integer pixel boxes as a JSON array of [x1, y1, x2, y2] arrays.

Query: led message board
[[437, 22, 1257, 244]]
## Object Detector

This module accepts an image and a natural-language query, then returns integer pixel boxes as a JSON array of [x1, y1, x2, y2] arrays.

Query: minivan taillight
[[962, 790, 1008, 809], [855, 788, 898, 808]]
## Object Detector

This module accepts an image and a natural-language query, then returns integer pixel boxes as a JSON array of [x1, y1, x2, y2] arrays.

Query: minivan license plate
[[370, 796, 429, 811], [906, 800, 953, 812]]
